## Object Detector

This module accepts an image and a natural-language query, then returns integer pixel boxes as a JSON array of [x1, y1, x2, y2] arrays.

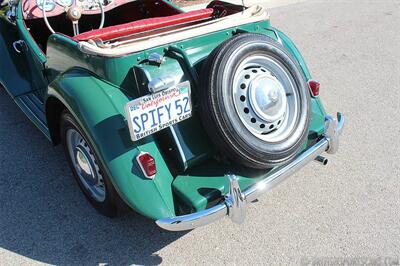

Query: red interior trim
[[73, 8, 214, 41]]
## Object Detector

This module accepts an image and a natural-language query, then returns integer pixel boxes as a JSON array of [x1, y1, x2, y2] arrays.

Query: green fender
[[273, 28, 327, 120], [46, 68, 176, 220], [272, 28, 312, 80]]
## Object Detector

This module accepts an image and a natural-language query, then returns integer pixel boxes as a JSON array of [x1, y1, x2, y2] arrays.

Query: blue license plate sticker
[[125, 81, 192, 141]]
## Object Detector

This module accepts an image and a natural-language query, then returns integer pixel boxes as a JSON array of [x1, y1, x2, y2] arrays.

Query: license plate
[[125, 81, 192, 141]]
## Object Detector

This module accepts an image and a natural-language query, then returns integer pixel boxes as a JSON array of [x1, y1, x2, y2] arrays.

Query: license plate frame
[[125, 81, 192, 141]]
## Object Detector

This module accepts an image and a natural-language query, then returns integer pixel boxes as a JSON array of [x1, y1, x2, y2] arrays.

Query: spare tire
[[199, 33, 311, 169]]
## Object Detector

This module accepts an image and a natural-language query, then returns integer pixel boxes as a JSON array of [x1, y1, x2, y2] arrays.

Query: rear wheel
[[60, 111, 119, 217], [200, 33, 311, 169]]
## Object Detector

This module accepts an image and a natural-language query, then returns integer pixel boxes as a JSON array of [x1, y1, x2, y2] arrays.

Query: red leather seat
[[73, 8, 214, 41]]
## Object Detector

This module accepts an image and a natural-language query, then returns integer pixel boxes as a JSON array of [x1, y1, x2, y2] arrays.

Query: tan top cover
[[78, 5, 270, 57]]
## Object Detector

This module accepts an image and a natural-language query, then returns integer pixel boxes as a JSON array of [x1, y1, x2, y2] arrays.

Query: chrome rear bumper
[[156, 113, 345, 231]]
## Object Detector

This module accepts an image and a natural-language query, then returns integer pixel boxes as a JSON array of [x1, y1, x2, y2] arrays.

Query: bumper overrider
[[156, 113, 345, 231]]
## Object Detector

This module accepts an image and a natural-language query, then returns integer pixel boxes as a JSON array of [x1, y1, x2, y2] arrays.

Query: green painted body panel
[[47, 69, 176, 219], [274, 28, 327, 116], [0, 0, 329, 220], [0, 6, 32, 96], [0, 3, 50, 139], [172, 98, 325, 212], [171, 28, 327, 212]]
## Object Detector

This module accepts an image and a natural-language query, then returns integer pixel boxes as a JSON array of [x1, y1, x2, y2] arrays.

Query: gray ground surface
[[1, 0, 399, 265]]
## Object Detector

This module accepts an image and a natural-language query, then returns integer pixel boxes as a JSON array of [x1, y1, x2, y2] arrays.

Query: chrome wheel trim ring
[[66, 128, 106, 202], [232, 54, 300, 142]]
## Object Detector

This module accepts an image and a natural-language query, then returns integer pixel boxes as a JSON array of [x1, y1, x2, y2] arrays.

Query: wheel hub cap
[[249, 75, 287, 123], [75, 145, 97, 186], [66, 129, 106, 202], [232, 54, 300, 142]]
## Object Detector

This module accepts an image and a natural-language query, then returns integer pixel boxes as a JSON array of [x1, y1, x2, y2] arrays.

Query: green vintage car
[[0, 0, 344, 231]]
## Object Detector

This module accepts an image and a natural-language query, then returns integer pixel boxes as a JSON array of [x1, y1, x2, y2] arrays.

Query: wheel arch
[[272, 28, 312, 80], [45, 68, 176, 220]]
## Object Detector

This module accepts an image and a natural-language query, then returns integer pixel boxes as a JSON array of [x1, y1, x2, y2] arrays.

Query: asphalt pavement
[[1, 0, 399, 265]]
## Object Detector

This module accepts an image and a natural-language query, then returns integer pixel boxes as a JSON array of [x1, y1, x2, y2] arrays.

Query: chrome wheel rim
[[66, 128, 106, 202], [232, 54, 300, 142]]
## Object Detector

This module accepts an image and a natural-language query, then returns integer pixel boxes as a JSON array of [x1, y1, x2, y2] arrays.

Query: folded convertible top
[[73, 8, 214, 41], [78, 5, 269, 57]]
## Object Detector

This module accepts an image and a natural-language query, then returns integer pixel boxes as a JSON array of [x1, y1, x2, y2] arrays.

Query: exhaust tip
[[315, 155, 328, 166]]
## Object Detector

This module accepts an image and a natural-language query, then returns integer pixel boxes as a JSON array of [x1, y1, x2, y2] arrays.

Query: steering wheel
[[42, 0, 105, 36]]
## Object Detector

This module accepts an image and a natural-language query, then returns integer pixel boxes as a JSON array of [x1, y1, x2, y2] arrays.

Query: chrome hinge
[[12, 40, 27, 54], [148, 52, 165, 65]]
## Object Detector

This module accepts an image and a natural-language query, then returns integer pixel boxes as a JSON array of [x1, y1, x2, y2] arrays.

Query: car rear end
[[46, 3, 344, 231]]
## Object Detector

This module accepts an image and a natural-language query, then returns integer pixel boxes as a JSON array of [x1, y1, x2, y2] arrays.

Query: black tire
[[199, 33, 311, 169], [60, 111, 119, 217]]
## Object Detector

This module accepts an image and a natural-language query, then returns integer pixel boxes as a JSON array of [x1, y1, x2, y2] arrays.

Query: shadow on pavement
[[0, 89, 186, 265]]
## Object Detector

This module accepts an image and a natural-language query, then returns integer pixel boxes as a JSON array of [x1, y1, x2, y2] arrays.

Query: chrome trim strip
[[156, 112, 344, 231], [272, 29, 283, 45], [17, 96, 47, 129], [169, 126, 188, 170]]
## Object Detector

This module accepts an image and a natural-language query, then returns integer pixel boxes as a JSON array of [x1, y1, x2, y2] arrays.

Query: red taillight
[[136, 152, 156, 178], [308, 80, 320, 97]]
